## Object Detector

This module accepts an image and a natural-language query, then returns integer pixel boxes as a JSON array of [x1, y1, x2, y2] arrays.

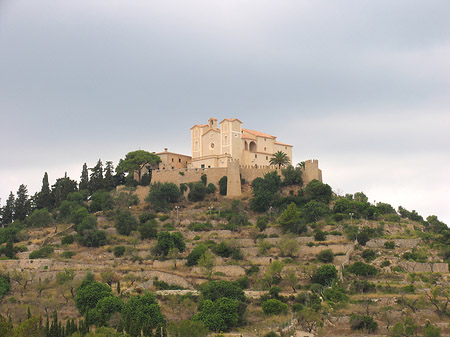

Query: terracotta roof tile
[[275, 141, 293, 147], [243, 128, 276, 139], [242, 134, 256, 140], [220, 118, 242, 123]]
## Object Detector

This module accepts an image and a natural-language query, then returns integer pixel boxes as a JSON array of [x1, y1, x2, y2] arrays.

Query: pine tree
[[14, 184, 31, 221], [79, 163, 89, 191], [89, 159, 104, 193], [104, 161, 116, 191], [5, 237, 14, 259], [2, 192, 15, 226], [36, 172, 54, 210]]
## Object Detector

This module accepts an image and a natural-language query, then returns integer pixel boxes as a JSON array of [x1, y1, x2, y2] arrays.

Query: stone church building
[[190, 118, 293, 169]]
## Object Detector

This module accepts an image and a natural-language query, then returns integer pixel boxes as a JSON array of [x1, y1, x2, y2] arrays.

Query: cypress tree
[[5, 237, 14, 259], [104, 161, 116, 191], [2, 192, 15, 226], [14, 184, 31, 221], [36, 172, 54, 210], [117, 280, 121, 295], [27, 306, 31, 319], [79, 163, 89, 192], [89, 159, 104, 193]]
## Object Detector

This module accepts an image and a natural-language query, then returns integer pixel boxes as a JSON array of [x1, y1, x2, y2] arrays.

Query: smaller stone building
[[156, 148, 192, 170]]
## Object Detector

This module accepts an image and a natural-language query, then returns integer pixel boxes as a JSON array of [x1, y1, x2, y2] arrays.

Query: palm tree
[[297, 161, 305, 170], [269, 151, 290, 168]]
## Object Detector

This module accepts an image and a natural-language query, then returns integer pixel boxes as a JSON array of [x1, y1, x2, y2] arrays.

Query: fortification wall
[[303, 159, 323, 185], [152, 167, 227, 186], [239, 165, 281, 182]]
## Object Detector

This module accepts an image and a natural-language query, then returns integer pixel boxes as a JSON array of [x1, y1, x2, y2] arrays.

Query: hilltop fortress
[[140, 118, 322, 197]]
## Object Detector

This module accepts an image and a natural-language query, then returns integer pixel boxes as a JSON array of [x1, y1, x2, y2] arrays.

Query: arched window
[[194, 141, 199, 151], [249, 141, 257, 152], [245, 141, 248, 150], [224, 135, 228, 145]]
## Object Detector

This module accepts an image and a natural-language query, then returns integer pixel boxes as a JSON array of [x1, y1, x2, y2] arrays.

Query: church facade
[[190, 118, 293, 168]]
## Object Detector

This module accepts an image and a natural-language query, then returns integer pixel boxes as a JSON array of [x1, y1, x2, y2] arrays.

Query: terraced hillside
[[1, 175, 450, 337]]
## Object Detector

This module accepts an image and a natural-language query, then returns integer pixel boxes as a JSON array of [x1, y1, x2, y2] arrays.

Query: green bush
[[362, 249, 377, 262], [188, 222, 213, 232], [26, 208, 53, 227], [350, 314, 377, 332], [29, 246, 54, 259], [380, 260, 391, 267], [0, 273, 11, 299], [317, 249, 334, 263], [154, 231, 185, 256], [188, 182, 208, 202], [314, 230, 327, 241], [138, 219, 158, 239], [262, 299, 288, 315], [311, 265, 338, 286], [61, 251, 76, 259], [346, 262, 378, 276], [114, 210, 137, 236], [146, 182, 181, 211], [207, 183, 216, 194], [186, 244, 208, 267], [61, 234, 75, 245], [219, 176, 227, 195], [384, 241, 395, 249], [113, 246, 126, 257]]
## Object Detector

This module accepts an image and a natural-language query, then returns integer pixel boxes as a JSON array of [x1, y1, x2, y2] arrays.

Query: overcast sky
[[1, 0, 449, 223]]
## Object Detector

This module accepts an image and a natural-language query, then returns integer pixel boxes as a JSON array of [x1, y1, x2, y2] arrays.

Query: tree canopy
[[116, 150, 161, 181]]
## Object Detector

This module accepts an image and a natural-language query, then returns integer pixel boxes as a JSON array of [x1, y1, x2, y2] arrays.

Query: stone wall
[[366, 238, 421, 249], [398, 261, 449, 273]]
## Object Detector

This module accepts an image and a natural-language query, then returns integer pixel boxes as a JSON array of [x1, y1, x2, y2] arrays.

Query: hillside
[[1, 172, 450, 337]]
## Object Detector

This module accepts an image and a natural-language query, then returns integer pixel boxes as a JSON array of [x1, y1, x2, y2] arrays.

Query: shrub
[[263, 333, 279, 337], [380, 260, 391, 267], [384, 241, 395, 249], [188, 222, 213, 232], [278, 203, 306, 234], [199, 280, 245, 302], [362, 249, 377, 262], [154, 231, 185, 256], [146, 182, 181, 211], [281, 165, 302, 186], [77, 229, 107, 247], [138, 219, 158, 239], [317, 249, 334, 263], [256, 216, 268, 232], [186, 244, 208, 267], [113, 246, 126, 257], [311, 265, 338, 286], [0, 273, 11, 299], [346, 261, 378, 276], [61, 251, 76, 259], [114, 210, 137, 236], [262, 299, 288, 315], [304, 180, 332, 204], [219, 176, 227, 195], [207, 183, 216, 194], [61, 234, 75, 245], [350, 315, 378, 332], [188, 182, 208, 202], [29, 246, 54, 259], [314, 230, 326, 241], [139, 212, 157, 224], [201, 174, 207, 186], [246, 265, 260, 275], [26, 208, 53, 227]]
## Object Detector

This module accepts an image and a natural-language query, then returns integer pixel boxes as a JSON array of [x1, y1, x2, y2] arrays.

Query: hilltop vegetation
[[1, 151, 450, 337]]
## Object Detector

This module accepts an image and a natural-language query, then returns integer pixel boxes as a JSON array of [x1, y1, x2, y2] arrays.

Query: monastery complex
[[141, 118, 322, 197]]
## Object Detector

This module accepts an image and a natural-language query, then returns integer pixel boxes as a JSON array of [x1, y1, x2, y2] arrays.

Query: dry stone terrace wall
[[366, 238, 421, 248]]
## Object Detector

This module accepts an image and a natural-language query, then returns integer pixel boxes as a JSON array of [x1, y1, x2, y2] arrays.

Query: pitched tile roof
[[243, 128, 276, 139]]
